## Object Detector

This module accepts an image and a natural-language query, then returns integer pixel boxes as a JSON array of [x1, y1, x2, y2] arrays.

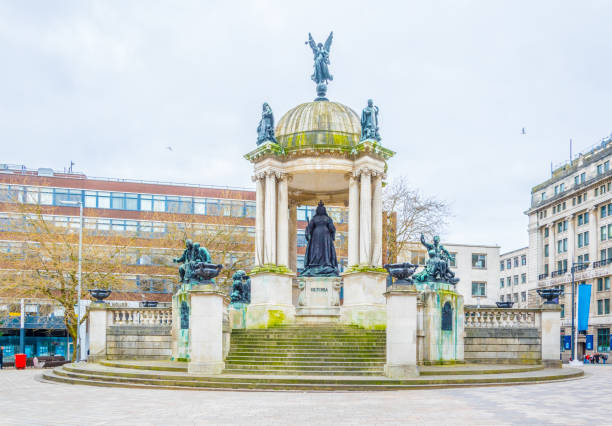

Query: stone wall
[[463, 308, 543, 364], [106, 325, 172, 360], [464, 328, 541, 364]]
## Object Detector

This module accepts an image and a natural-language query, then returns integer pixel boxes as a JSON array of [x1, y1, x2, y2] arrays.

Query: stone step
[[225, 359, 385, 367], [226, 355, 386, 362], [229, 341, 386, 347], [42, 364, 584, 391], [227, 347, 385, 354], [224, 363, 384, 372]]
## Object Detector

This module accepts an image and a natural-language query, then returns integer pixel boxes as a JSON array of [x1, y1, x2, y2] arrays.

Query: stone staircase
[[224, 325, 386, 376]]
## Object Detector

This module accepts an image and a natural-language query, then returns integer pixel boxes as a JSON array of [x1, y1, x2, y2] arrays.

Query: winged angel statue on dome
[[307, 32, 334, 85]]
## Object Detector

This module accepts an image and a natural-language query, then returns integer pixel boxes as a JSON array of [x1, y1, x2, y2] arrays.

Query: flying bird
[[166, 146, 173, 152], [521, 127, 527, 135]]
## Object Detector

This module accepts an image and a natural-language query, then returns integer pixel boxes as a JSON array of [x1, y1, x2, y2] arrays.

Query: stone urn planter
[[537, 288, 563, 304], [495, 301, 514, 308], [89, 289, 112, 303], [191, 263, 224, 284]]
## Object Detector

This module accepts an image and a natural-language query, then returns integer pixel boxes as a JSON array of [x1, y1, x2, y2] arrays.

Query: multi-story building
[[400, 241, 500, 306], [0, 163, 352, 359], [499, 247, 530, 308], [526, 137, 612, 360]]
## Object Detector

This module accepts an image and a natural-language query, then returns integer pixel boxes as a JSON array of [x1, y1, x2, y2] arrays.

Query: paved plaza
[[0, 365, 607, 425]]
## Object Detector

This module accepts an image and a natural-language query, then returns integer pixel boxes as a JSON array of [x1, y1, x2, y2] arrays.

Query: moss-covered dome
[[275, 101, 361, 149]]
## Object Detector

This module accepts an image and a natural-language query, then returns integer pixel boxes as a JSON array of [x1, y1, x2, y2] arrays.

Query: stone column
[[289, 201, 298, 272], [588, 206, 598, 262], [540, 303, 562, 368], [254, 175, 265, 266], [277, 175, 289, 267], [348, 174, 360, 267], [87, 303, 108, 361], [384, 285, 419, 378], [371, 173, 383, 267], [188, 286, 228, 374], [359, 169, 372, 265], [264, 172, 277, 265]]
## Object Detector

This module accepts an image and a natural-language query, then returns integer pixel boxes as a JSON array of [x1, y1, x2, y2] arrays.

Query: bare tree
[[383, 176, 451, 263], [0, 202, 134, 361]]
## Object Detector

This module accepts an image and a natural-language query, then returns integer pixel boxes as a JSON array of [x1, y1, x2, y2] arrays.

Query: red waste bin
[[14, 353, 26, 369]]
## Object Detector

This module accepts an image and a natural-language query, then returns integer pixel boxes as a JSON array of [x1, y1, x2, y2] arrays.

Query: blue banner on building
[[564, 335, 572, 350], [578, 283, 592, 332], [586, 334, 594, 350]]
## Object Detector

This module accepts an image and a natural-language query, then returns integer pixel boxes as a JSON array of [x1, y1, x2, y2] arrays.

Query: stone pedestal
[[87, 302, 108, 362], [295, 277, 341, 323], [540, 303, 562, 368], [341, 271, 387, 329], [230, 303, 248, 329], [187, 285, 228, 374], [384, 285, 419, 378], [246, 272, 295, 328], [420, 282, 464, 365]]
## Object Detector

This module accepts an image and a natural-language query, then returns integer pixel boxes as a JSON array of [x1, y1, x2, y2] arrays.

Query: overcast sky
[[1, 1, 612, 253]]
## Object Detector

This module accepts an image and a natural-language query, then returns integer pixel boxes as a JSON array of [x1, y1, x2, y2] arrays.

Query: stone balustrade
[[464, 308, 538, 329], [107, 307, 172, 326]]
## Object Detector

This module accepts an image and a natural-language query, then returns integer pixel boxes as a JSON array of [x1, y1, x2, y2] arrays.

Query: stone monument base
[[246, 272, 295, 328], [418, 281, 464, 365], [295, 276, 341, 324], [230, 303, 248, 329], [341, 271, 387, 329], [171, 283, 191, 361]]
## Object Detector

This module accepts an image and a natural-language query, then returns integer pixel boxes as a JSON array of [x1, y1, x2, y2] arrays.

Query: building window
[[600, 277, 612, 291], [544, 228, 549, 238], [597, 328, 610, 352], [521, 291, 526, 302], [506, 259, 512, 269], [544, 264, 549, 275], [514, 275, 519, 285], [500, 295, 504, 302], [602, 205, 608, 219], [472, 282, 486, 297], [601, 226, 608, 241], [561, 304, 565, 318], [597, 299, 609, 315], [513, 293, 518, 302], [521, 273, 526, 284], [500, 261, 504, 271], [500, 279, 504, 288], [507, 277, 511, 286], [513, 257, 518, 267], [521, 255, 526, 266], [472, 254, 486, 269], [560, 183, 565, 192], [544, 244, 549, 257], [449, 253, 457, 267]]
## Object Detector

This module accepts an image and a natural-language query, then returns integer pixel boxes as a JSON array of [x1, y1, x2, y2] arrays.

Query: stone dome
[[275, 101, 361, 148]]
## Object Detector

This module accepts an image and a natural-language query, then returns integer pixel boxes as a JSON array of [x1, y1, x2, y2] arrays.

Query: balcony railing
[[464, 308, 538, 328], [551, 269, 568, 278], [538, 273, 549, 280], [593, 258, 612, 269]]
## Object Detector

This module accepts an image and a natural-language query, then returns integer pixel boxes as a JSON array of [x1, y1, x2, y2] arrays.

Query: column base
[[246, 304, 295, 328], [385, 364, 419, 378], [246, 272, 295, 328], [188, 361, 225, 375], [341, 271, 387, 329]]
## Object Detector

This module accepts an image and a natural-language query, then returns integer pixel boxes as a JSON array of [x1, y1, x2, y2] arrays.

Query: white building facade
[[526, 138, 612, 360], [400, 242, 500, 306], [499, 247, 530, 308]]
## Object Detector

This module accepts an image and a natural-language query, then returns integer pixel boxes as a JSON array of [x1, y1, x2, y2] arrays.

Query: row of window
[[577, 231, 590, 248], [0, 184, 349, 223], [0, 213, 257, 242], [499, 291, 527, 303], [499, 273, 527, 288], [597, 277, 611, 292], [601, 224, 612, 241], [499, 255, 527, 271], [538, 183, 611, 219]]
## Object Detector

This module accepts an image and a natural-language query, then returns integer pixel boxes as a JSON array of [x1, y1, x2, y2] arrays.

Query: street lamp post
[[569, 261, 589, 367], [60, 199, 83, 362]]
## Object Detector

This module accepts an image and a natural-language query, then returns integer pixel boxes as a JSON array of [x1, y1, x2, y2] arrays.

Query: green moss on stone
[[250, 264, 293, 275], [267, 310, 286, 327], [344, 265, 387, 274]]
